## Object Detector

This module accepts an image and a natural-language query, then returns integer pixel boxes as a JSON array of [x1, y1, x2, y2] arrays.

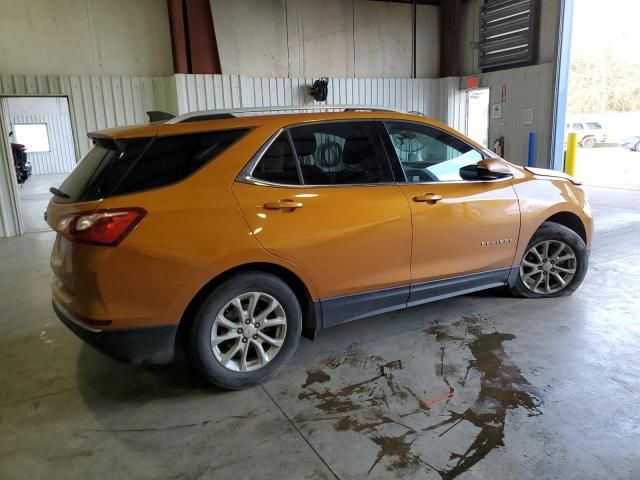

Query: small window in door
[[384, 122, 483, 182], [252, 133, 301, 185], [289, 122, 391, 185]]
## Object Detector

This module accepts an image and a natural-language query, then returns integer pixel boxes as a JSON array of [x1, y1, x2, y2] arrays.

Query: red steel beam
[[440, 0, 462, 77], [167, 0, 221, 74]]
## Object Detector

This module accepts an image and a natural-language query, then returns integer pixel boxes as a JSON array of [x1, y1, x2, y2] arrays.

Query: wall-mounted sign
[[523, 107, 534, 125], [491, 103, 502, 119]]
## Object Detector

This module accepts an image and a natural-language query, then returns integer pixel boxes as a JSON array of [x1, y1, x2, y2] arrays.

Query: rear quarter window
[[55, 129, 249, 202], [112, 129, 249, 196]]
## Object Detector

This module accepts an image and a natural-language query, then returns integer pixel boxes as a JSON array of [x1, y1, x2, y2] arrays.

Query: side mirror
[[477, 158, 512, 175], [459, 158, 513, 181]]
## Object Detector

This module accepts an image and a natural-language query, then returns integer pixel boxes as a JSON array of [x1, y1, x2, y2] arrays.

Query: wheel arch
[[543, 211, 587, 245], [175, 262, 320, 360]]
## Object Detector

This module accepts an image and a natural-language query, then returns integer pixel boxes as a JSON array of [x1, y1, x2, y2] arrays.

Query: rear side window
[[112, 130, 247, 195], [289, 122, 391, 185], [252, 134, 301, 185], [55, 129, 248, 203]]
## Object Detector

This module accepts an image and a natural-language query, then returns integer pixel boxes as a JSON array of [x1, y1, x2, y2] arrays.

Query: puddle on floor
[[295, 314, 542, 478]]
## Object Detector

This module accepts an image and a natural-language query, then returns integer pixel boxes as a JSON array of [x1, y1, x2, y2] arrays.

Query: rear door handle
[[413, 193, 442, 204], [263, 200, 304, 210]]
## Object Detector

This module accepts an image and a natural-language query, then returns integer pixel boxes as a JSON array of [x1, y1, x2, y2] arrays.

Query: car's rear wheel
[[509, 222, 588, 298], [581, 136, 596, 148], [190, 272, 302, 389]]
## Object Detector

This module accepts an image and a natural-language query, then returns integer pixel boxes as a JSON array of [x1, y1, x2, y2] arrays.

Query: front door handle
[[413, 193, 442, 204], [263, 200, 304, 210]]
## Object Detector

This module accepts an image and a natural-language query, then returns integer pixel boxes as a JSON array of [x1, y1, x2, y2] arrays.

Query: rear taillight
[[56, 208, 146, 246]]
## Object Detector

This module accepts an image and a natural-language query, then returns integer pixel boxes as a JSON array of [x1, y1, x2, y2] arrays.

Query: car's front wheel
[[190, 272, 302, 389], [509, 221, 588, 298]]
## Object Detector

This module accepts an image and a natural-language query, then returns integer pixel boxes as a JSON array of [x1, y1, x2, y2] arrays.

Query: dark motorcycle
[[11, 142, 32, 184]]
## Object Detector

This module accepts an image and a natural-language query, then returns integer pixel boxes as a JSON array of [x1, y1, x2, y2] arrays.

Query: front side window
[[289, 122, 392, 185], [384, 122, 483, 182]]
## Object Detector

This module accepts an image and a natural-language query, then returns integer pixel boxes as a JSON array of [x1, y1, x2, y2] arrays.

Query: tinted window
[[384, 122, 483, 182], [586, 122, 602, 129], [252, 134, 301, 185], [289, 122, 391, 185], [112, 130, 246, 195], [55, 129, 248, 203], [572, 123, 584, 130], [57, 138, 149, 203]]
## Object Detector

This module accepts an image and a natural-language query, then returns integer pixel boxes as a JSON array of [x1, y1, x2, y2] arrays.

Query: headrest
[[342, 137, 371, 164], [292, 132, 317, 157]]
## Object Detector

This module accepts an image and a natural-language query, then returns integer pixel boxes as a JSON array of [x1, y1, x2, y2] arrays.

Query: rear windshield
[[54, 129, 249, 203]]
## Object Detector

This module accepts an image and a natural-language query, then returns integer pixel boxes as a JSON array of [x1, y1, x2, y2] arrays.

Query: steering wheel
[[317, 141, 342, 168], [390, 130, 426, 155]]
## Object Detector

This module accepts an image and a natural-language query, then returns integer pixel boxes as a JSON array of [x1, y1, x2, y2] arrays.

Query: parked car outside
[[621, 135, 640, 152], [47, 107, 593, 389], [566, 121, 607, 148]]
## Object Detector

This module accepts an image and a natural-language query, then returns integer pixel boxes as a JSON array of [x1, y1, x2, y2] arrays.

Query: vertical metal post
[[412, 0, 417, 78], [565, 132, 577, 176], [528, 132, 536, 167], [550, 0, 575, 170]]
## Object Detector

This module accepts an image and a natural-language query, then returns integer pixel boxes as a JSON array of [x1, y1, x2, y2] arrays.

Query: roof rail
[[165, 105, 401, 124]]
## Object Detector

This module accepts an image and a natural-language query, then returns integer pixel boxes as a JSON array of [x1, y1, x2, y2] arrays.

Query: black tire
[[190, 272, 302, 389], [634, 142, 640, 153], [581, 136, 596, 148], [508, 221, 589, 298]]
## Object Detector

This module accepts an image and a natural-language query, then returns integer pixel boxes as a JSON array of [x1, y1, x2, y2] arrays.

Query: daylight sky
[[572, 0, 640, 58]]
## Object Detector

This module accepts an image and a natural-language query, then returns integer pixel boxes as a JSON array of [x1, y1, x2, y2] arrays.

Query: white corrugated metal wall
[[174, 74, 467, 129]]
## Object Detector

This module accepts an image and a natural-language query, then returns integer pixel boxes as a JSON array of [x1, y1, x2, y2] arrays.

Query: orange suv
[[47, 107, 592, 389]]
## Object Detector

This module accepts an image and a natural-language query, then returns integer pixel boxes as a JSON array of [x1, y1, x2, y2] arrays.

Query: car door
[[232, 120, 412, 325], [380, 120, 520, 305]]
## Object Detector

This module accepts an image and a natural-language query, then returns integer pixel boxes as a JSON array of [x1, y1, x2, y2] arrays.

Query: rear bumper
[[52, 298, 177, 365]]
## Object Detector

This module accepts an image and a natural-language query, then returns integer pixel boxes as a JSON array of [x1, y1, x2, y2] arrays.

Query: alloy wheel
[[520, 240, 577, 295], [210, 292, 287, 372]]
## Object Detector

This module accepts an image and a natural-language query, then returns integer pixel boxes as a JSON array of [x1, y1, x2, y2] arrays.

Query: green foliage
[[568, 48, 640, 113]]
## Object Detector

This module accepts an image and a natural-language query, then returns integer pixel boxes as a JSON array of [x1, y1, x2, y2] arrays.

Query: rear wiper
[[49, 187, 70, 199]]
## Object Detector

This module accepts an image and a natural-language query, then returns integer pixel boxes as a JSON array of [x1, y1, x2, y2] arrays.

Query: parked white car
[[566, 121, 607, 148]]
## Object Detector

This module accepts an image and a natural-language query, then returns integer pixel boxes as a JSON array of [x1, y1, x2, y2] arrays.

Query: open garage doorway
[[566, 0, 640, 190], [1, 96, 76, 233]]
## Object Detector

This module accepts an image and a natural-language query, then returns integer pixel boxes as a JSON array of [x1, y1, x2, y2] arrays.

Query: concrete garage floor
[[1, 185, 639, 479], [18, 173, 68, 233]]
